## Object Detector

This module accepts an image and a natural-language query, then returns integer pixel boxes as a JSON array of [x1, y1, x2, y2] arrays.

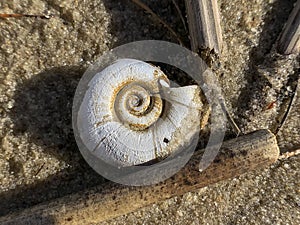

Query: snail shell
[[77, 59, 202, 167]]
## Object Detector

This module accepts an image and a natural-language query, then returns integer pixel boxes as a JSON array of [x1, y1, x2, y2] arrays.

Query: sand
[[0, 0, 299, 224]]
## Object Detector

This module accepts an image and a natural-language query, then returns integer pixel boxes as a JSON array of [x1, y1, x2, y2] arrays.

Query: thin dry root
[[0, 13, 53, 19], [130, 0, 185, 46]]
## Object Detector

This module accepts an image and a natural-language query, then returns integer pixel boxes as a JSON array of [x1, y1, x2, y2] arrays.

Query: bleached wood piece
[[0, 129, 279, 225], [278, 0, 300, 54], [185, 0, 223, 54]]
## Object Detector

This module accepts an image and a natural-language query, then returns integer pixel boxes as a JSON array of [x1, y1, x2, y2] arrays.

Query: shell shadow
[[102, 0, 190, 47], [2, 66, 105, 217], [11, 67, 80, 152]]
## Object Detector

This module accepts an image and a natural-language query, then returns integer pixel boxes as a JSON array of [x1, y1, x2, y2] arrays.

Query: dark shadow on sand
[[1, 66, 106, 217]]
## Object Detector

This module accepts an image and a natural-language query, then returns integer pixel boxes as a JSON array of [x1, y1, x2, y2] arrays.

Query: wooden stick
[[185, 0, 223, 54], [0, 130, 279, 225], [278, 0, 300, 54], [185, 1, 240, 135]]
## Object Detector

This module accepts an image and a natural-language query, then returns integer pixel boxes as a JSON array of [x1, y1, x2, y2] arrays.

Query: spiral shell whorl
[[113, 82, 163, 131], [77, 59, 202, 167]]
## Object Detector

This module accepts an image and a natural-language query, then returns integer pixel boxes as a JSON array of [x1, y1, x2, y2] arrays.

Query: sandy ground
[[0, 0, 299, 224]]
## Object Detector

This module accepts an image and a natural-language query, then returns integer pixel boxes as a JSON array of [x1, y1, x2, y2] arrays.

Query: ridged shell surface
[[77, 59, 202, 167]]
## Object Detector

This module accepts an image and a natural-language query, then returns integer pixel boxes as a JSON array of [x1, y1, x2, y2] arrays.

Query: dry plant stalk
[[278, 0, 300, 54], [0, 130, 279, 225], [185, 0, 223, 54], [185, 0, 240, 135]]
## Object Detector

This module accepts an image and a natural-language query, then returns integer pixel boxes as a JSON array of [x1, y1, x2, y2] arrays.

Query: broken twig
[[185, 0, 223, 54], [0, 130, 279, 224], [278, 0, 300, 54]]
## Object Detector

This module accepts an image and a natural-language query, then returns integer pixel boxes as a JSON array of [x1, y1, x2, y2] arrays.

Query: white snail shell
[[77, 59, 203, 167]]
